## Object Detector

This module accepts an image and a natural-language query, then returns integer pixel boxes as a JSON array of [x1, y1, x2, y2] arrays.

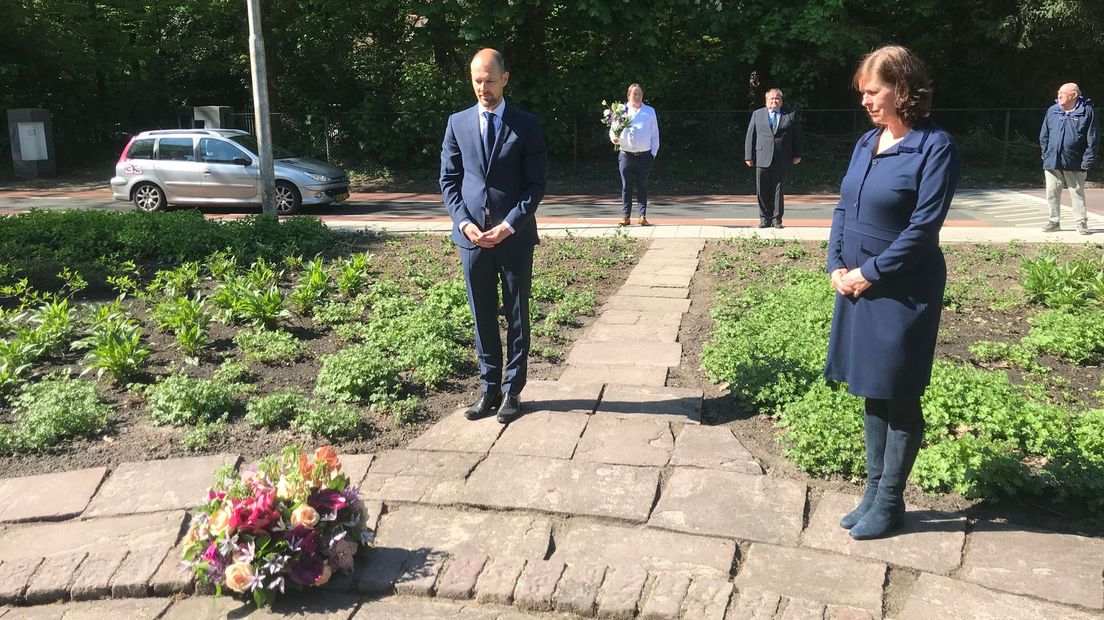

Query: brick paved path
[[2, 238, 1102, 619]]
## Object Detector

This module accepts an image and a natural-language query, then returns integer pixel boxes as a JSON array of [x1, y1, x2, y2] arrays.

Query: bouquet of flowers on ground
[[182, 445, 371, 608], [601, 99, 634, 151]]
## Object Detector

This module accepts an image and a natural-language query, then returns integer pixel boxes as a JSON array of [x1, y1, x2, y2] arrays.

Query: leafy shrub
[[314, 343, 401, 405], [313, 295, 370, 325], [181, 418, 228, 451], [1022, 307, 1104, 364], [912, 435, 1036, 498], [73, 305, 151, 384], [293, 401, 364, 439], [245, 391, 310, 429], [212, 359, 254, 384], [151, 295, 212, 364], [147, 262, 201, 299], [11, 374, 110, 450], [233, 329, 309, 364], [145, 373, 242, 426], [1021, 254, 1102, 308], [289, 257, 329, 316], [777, 379, 865, 478], [335, 252, 374, 298], [27, 298, 75, 355]]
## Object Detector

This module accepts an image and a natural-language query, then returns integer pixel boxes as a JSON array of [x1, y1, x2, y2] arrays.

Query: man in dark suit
[[745, 88, 803, 228], [440, 48, 547, 424]]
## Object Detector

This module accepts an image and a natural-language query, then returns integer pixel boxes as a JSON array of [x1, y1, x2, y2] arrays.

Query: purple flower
[[308, 489, 347, 513], [289, 553, 325, 585], [284, 526, 319, 556]]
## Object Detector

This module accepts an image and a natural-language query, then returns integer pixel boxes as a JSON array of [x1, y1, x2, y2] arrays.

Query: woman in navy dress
[[824, 45, 960, 540]]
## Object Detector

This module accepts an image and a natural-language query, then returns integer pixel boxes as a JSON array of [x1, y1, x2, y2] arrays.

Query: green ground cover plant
[[704, 239, 1104, 510], [2, 374, 110, 452]]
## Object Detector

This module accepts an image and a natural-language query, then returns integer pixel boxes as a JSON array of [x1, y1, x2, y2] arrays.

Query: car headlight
[[305, 172, 332, 183]]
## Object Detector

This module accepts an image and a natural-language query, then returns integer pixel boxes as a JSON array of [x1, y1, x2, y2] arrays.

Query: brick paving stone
[[780, 597, 826, 620], [84, 454, 239, 517], [639, 571, 691, 620], [519, 380, 603, 414], [360, 450, 482, 503], [407, 409, 504, 454], [803, 491, 965, 574], [552, 563, 606, 616], [559, 364, 668, 387], [84, 452, 241, 514], [356, 547, 413, 594], [475, 556, 527, 605], [960, 521, 1104, 609], [734, 544, 885, 614], [616, 285, 689, 299], [149, 544, 193, 596], [0, 556, 43, 603], [581, 321, 681, 343], [513, 560, 565, 612], [0, 467, 106, 523], [0, 511, 184, 563], [461, 454, 660, 522], [669, 426, 763, 474], [490, 411, 589, 460], [24, 550, 86, 604], [53, 598, 173, 619], [681, 576, 733, 620], [555, 522, 734, 577], [725, 589, 782, 620], [897, 573, 1100, 620], [596, 565, 648, 620], [825, 605, 876, 620], [649, 469, 806, 545], [69, 548, 128, 601], [111, 545, 170, 598], [601, 296, 691, 314], [574, 415, 673, 467], [394, 549, 447, 597], [435, 551, 488, 600], [373, 504, 551, 560], [597, 385, 702, 423], [567, 341, 682, 368]]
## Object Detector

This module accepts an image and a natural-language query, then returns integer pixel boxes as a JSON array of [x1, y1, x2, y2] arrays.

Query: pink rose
[[224, 562, 254, 593], [208, 505, 233, 537], [290, 504, 320, 529]]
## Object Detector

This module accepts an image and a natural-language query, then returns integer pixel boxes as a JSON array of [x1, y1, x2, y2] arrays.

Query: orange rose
[[224, 562, 255, 593], [290, 504, 320, 528], [207, 505, 233, 537]]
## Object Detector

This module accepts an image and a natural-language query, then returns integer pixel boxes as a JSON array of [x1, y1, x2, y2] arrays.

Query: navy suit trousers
[[755, 163, 788, 224], [461, 241, 534, 395], [618, 151, 654, 216]]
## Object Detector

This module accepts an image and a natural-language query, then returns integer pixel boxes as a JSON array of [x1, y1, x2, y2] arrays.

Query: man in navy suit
[[744, 88, 803, 228], [440, 48, 547, 424]]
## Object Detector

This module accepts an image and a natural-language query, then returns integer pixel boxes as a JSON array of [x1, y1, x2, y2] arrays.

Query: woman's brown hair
[[853, 45, 933, 126]]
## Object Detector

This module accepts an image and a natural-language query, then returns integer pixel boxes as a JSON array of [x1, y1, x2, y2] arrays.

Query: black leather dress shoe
[[464, 392, 501, 420], [774, 221, 785, 229], [757, 222, 770, 229], [496, 394, 521, 424]]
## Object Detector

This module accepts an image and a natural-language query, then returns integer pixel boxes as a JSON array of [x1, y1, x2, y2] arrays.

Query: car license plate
[[336, 192, 349, 202]]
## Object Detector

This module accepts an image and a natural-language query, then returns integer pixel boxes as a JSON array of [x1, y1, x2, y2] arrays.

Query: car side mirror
[[233, 157, 252, 166]]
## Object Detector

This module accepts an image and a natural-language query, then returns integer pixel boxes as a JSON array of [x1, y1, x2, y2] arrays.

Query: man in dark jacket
[[745, 89, 803, 228], [1040, 83, 1098, 235]]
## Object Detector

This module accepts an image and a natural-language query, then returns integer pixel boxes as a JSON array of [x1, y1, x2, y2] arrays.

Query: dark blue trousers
[[755, 163, 788, 225], [461, 241, 533, 396], [618, 151, 654, 217]]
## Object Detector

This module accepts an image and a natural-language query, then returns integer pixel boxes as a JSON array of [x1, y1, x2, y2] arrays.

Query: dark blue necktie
[[769, 111, 777, 130], [483, 111, 496, 165]]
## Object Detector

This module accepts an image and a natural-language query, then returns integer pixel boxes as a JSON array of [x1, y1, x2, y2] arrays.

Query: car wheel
[[132, 182, 165, 212], [274, 182, 302, 215]]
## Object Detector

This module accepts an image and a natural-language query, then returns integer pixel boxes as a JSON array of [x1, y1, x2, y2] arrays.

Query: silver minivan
[[110, 129, 349, 215]]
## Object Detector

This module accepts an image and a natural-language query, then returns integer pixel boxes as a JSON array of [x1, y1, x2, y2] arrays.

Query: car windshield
[[229, 135, 297, 159]]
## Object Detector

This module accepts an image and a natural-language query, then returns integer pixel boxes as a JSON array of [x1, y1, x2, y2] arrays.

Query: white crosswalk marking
[[950, 189, 1104, 229]]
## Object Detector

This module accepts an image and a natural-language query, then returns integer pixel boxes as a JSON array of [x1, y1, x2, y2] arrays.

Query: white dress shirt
[[611, 103, 660, 156]]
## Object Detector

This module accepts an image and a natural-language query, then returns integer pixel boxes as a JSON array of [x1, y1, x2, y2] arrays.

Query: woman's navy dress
[[824, 118, 960, 399]]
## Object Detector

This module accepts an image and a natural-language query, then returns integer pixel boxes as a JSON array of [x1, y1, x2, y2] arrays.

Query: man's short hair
[[766, 88, 784, 100]]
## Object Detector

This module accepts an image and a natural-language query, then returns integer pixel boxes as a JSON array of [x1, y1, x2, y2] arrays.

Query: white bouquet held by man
[[601, 100, 633, 151]]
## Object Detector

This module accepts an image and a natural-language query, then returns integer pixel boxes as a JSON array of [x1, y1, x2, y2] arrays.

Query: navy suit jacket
[[744, 107, 802, 168], [440, 103, 547, 249]]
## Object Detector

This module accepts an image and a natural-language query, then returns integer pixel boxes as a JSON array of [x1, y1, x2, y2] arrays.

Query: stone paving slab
[[639, 571, 691, 620], [519, 380, 602, 414], [0, 467, 106, 524], [553, 521, 735, 577], [0, 556, 42, 603], [24, 550, 86, 604], [573, 415, 673, 467], [566, 341, 681, 368], [631, 263, 698, 278], [111, 545, 171, 598], [373, 504, 552, 560], [601, 296, 691, 314], [353, 596, 544, 618], [582, 321, 681, 343], [83, 454, 240, 517], [22, 598, 172, 619], [596, 385, 702, 423], [69, 548, 128, 600], [960, 521, 1104, 609], [803, 491, 966, 574], [513, 560, 565, 612], [461, 454, 660, 522], [669, 426, 763, 474], [681, 576, 732, 620], [733, 544, 886, 614], [339, 454, 375, 489], [395, 549, 447, 597], [726, 588, 782, 620], [780, 597, 825, 620], [649, 469, 806, 545], [594, 309, 684, 329], [596, 565, 648, 620], [407, 410, 505, 454], [360, 450, 483, 504], [553, 562, 605, 616], [558, 365, 668, 387], [615, 285, 689, 299], [897, 573, 1101, 620], [163, 594, 361, 619], [436, 551, 488, 600], [490, 411, 589, 460], [476, 556, 527, 605], [0, 510, 184, 561], [623, 273, 693, 288], [149, 543, 192, 596]]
